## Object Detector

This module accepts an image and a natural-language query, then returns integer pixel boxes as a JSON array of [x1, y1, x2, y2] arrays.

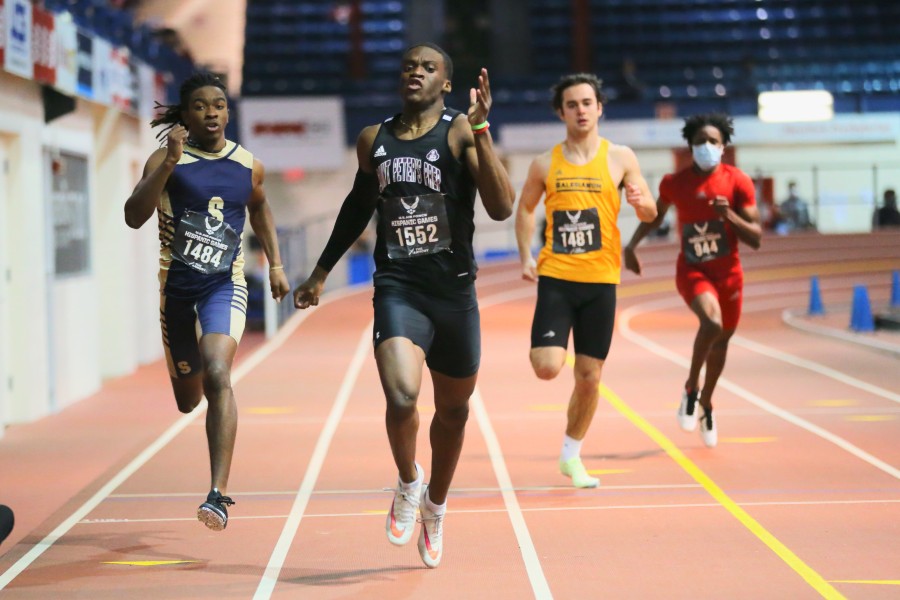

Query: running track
[[0, 232, 898, 599]]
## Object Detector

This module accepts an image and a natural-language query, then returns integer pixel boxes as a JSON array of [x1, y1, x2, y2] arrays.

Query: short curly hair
[[681, 113, 734, 145]]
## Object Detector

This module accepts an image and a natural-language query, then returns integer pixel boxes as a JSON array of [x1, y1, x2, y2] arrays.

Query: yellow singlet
[[537, 139, 622, 284]]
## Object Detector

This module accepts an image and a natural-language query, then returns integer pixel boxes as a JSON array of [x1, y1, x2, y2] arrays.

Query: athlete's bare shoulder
[[141, 147, 171, 176], [356, 124, 382, 171]]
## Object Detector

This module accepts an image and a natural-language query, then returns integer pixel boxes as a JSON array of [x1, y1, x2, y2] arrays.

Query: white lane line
[[783, 309, 900, 357], [253, 323, 371, 600], [0, 290, 347, 590], [78, 498, 900, 525], [471, 387, 553, 600], [731, 335, 900, 404], [618, 301, 900, 481], [107, 483, 702, 498]]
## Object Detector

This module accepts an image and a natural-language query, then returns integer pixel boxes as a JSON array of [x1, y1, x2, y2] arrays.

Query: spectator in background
[[776, 181, 813, 233], [619, 57, 647, 101], [873, 188, 900, 228]]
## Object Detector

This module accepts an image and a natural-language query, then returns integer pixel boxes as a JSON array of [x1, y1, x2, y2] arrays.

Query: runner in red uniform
[[624, 113, 761, 447]]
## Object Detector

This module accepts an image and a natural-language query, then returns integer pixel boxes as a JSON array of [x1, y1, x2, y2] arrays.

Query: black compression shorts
[[530, 275, 616, 360], [372, 284, 480, 378]]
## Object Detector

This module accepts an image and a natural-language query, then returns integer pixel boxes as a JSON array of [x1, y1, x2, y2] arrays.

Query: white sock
[[400, 462, 423, 492], [561, 435, 583, 462], [424, 488, 446, 515]]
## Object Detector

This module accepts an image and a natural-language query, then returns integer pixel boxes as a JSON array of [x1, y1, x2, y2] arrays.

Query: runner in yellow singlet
[[515, 73, 657, 488]]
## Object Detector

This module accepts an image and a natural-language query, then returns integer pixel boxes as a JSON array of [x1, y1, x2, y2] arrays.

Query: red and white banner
[[109, 45, 132, 112], [31, 6, 56, 84]]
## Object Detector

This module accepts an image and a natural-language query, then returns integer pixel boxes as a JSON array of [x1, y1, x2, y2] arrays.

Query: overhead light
[[758, 90, 834, 122]]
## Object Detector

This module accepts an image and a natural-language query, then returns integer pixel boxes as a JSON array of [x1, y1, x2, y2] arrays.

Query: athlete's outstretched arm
[[247, 159, 290, 301], [514, 154, 549, 282], [461, 68, 515, 221], [124, 125, 187, 229], [294, 126, 380, 309]]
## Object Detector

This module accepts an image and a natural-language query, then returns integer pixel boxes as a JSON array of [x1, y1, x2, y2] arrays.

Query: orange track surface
[[0, 232, 898, 599]]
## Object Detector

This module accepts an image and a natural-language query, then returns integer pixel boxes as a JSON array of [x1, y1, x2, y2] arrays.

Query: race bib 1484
[[171, 210, 240, 274]]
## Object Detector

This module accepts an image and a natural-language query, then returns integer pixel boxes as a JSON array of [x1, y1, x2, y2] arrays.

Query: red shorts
[[675, 265, 744, 330]]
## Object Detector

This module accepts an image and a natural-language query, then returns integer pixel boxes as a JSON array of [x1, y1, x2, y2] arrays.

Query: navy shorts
[[160, 280, 248, 378], [530, 276, 616, 360], [372, 284, 480, 378]]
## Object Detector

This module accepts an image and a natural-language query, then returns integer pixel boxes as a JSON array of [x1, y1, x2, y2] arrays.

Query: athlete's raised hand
[[468, 68, 492, 127], [711, 195, 730, 218], [166, 124, 188, 164]]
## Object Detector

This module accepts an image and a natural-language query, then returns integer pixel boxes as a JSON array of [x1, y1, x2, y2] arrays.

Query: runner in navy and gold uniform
[[294, 44, 514, 568], [515, 73, 657, 488], [125, 73, 290, 531]]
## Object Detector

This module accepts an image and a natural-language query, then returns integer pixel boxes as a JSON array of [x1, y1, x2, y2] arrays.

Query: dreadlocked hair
[[150, 72, 227, 142]]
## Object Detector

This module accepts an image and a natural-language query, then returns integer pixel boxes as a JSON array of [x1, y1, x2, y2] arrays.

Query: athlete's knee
[[174, 392, 202, 414], [698, 315, 724, 338], [573, 366, 602, 390], [435, 402, 469, 430], [531, 355, 564, 380], [202, 360, 233, 398], [384, 385, 419, 420]]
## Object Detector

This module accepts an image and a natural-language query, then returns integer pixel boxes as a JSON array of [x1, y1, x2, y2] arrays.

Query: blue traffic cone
[[808, 276, 824, 315], [849, 285, 875, 332], [891, 270, 900, 308]]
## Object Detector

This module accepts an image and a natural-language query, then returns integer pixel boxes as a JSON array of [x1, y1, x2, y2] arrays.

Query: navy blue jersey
[[371, 108, 478, 292], [158, 140, 253, 299]]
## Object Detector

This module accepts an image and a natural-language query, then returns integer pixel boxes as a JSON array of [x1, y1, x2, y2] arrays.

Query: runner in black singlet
[[293, 43, 514, 568], [125, 73, 290, 531]]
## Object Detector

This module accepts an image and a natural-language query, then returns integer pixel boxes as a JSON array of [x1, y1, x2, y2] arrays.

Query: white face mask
[[691, 142, 723, 171]]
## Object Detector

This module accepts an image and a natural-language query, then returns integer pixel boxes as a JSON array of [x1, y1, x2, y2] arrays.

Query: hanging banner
[[109, 45, 132, 112], [0, 0, 5, 67], [31, 5, 55, 84], [136, 59, 156, 120], [4, 0, 33, 79], [54, 11, 77, 95], [91, 36, 112, 105], [76, 28, 92, 98]]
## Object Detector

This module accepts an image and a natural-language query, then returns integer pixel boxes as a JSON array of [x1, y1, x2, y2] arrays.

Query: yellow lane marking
[[562, 351, 843, 600], [809, 400, 858, 407], [599, 382, 844, 599], [828, 580, 900, 586], [363, 510, 388, 515], [103, 561, 199, 566], [587, 469, 631, 475], [245, 407, 295, 415], [721, 437, 777, 444], [529, 403, 567, 411], [846, 415, 896, 422]]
